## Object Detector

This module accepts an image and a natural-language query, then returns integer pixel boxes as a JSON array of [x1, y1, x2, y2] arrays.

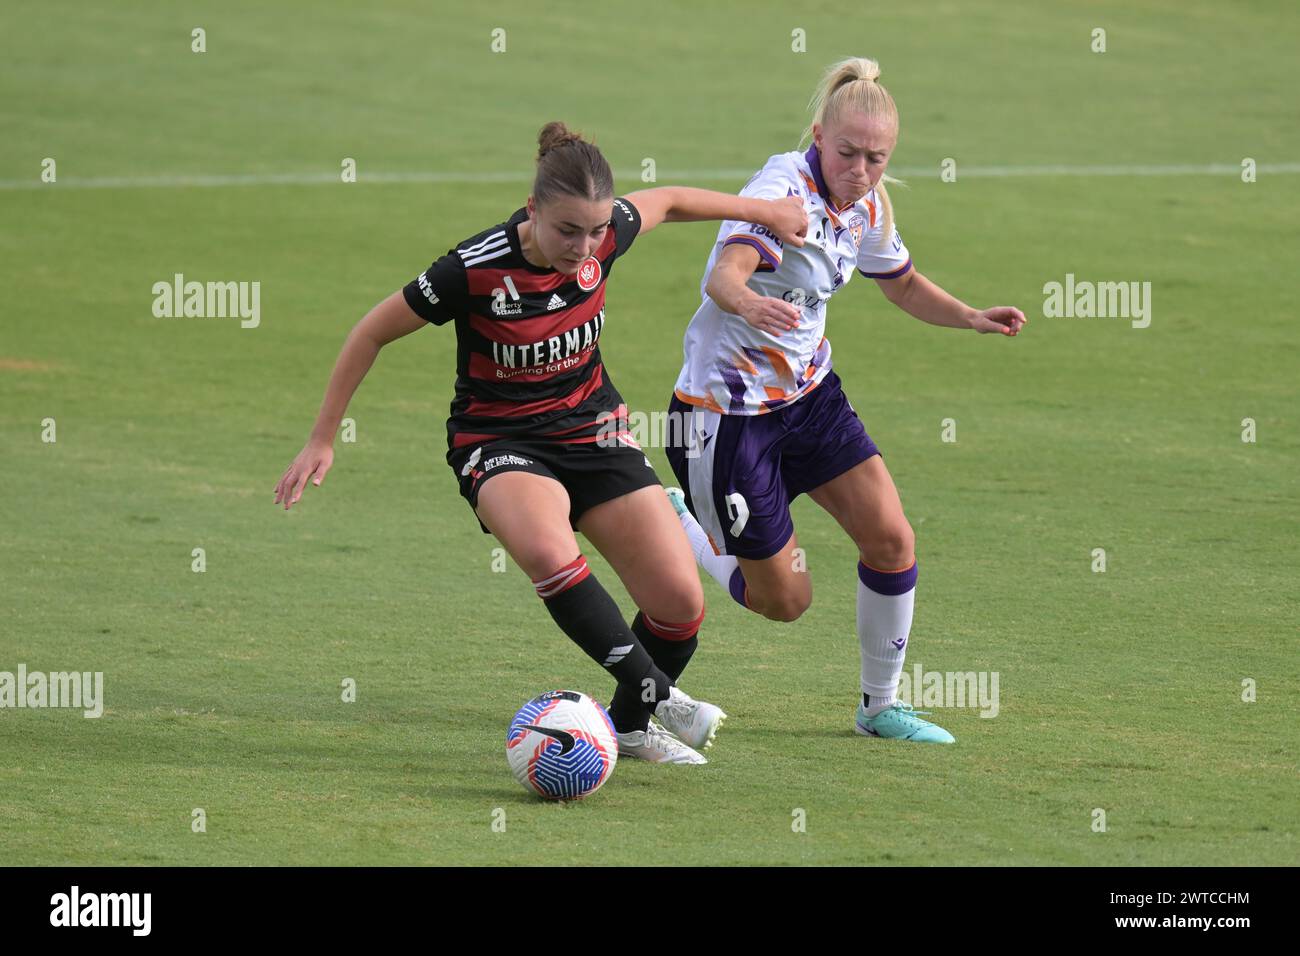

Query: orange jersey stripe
[[673, 388, 727, 414], [733, 350, 758, 375], [800, 169, 858, 222], [759, 346, 796, 387]]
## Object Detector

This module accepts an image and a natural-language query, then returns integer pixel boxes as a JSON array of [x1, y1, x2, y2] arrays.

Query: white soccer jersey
[[673, 144, 912, 415]]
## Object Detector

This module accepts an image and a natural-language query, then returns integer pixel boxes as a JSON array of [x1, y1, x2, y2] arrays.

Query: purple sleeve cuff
[[859, 259, 912, 280], [724, 235, 781, 270]]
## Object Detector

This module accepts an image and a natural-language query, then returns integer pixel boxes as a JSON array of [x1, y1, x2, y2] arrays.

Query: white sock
[[676, 505, 740, 592], [857, 560, 918, 717]]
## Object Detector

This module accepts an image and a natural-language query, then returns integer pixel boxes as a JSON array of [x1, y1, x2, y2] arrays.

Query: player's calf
[[530, 554, 674, 734]]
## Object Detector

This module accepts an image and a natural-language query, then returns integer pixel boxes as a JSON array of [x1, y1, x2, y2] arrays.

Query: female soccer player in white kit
[[666, 58, 1027, 743]]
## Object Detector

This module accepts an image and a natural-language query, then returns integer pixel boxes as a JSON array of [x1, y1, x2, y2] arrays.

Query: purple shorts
[[665, 370, 880, 560]]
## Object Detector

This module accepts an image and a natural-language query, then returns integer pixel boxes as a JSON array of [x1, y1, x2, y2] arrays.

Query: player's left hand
[[970, 306, 1027, 336]]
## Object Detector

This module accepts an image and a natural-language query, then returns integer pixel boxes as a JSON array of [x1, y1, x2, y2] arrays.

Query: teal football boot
[[855, 701, 955, 743]]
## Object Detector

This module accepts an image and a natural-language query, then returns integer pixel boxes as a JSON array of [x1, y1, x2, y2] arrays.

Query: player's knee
[[766, 595, 812, 623], [862, 521, 915, 571], [754, 588, 812, 623], [647, 579, 704, 625], [522, 547, 583, 583]]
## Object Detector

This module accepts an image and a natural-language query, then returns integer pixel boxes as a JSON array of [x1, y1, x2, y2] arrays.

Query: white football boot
[[616, 721, 708, 764], [653, 685, 727, 751]]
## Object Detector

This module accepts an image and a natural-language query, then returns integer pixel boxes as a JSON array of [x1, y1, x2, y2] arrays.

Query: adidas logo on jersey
[[546, 293, 566, 311]]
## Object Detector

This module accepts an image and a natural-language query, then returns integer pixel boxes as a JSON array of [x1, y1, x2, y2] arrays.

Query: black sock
[[538, 569, 671, 734], [608, 611, 699, 730], [630, 610, 698, 684]]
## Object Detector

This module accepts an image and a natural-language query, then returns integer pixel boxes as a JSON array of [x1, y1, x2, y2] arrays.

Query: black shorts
[[447, 438, 663, 533]]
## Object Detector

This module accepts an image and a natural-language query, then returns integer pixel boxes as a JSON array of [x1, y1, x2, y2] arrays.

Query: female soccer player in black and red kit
[[275, 122, 806, 764]]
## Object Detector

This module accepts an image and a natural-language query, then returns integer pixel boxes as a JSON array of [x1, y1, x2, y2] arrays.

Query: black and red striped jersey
[[402, 197, 642, 458]]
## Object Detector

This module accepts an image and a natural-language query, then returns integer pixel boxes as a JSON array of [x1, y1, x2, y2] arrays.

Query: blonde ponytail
[[801, 57, 902, 246]]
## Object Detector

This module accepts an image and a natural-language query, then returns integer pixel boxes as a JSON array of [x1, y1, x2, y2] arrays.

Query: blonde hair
[[800, 57, 902, 245]]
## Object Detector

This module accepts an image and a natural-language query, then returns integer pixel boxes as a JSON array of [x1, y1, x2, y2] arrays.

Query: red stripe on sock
[[643, 607, 706, 641], [532, 555, 590, 599]]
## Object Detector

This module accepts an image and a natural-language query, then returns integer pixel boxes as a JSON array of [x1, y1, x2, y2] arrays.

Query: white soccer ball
[[506, 690, 618, 800]]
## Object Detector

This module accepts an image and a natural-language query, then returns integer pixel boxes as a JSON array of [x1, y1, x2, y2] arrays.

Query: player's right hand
[[274, 439, 334, 510], [739, 294, 801, 337], [766, 195, 808, 248]]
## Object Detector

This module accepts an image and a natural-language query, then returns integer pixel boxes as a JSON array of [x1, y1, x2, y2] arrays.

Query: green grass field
[[2, 0, 1297, 865]]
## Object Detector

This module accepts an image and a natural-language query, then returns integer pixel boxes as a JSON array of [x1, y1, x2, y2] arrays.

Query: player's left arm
[[875, 269, 1027, 336], [623, 187, 806, 247]]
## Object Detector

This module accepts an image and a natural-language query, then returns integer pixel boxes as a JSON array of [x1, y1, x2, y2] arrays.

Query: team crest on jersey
[[576, 257, 601, 291], [848, 214, 866, 247]]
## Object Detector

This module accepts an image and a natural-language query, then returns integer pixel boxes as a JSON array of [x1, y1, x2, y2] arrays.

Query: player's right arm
[[273, 291, 427, 510], [705, 243, 801, 337], [276, 246, 466, 510]]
